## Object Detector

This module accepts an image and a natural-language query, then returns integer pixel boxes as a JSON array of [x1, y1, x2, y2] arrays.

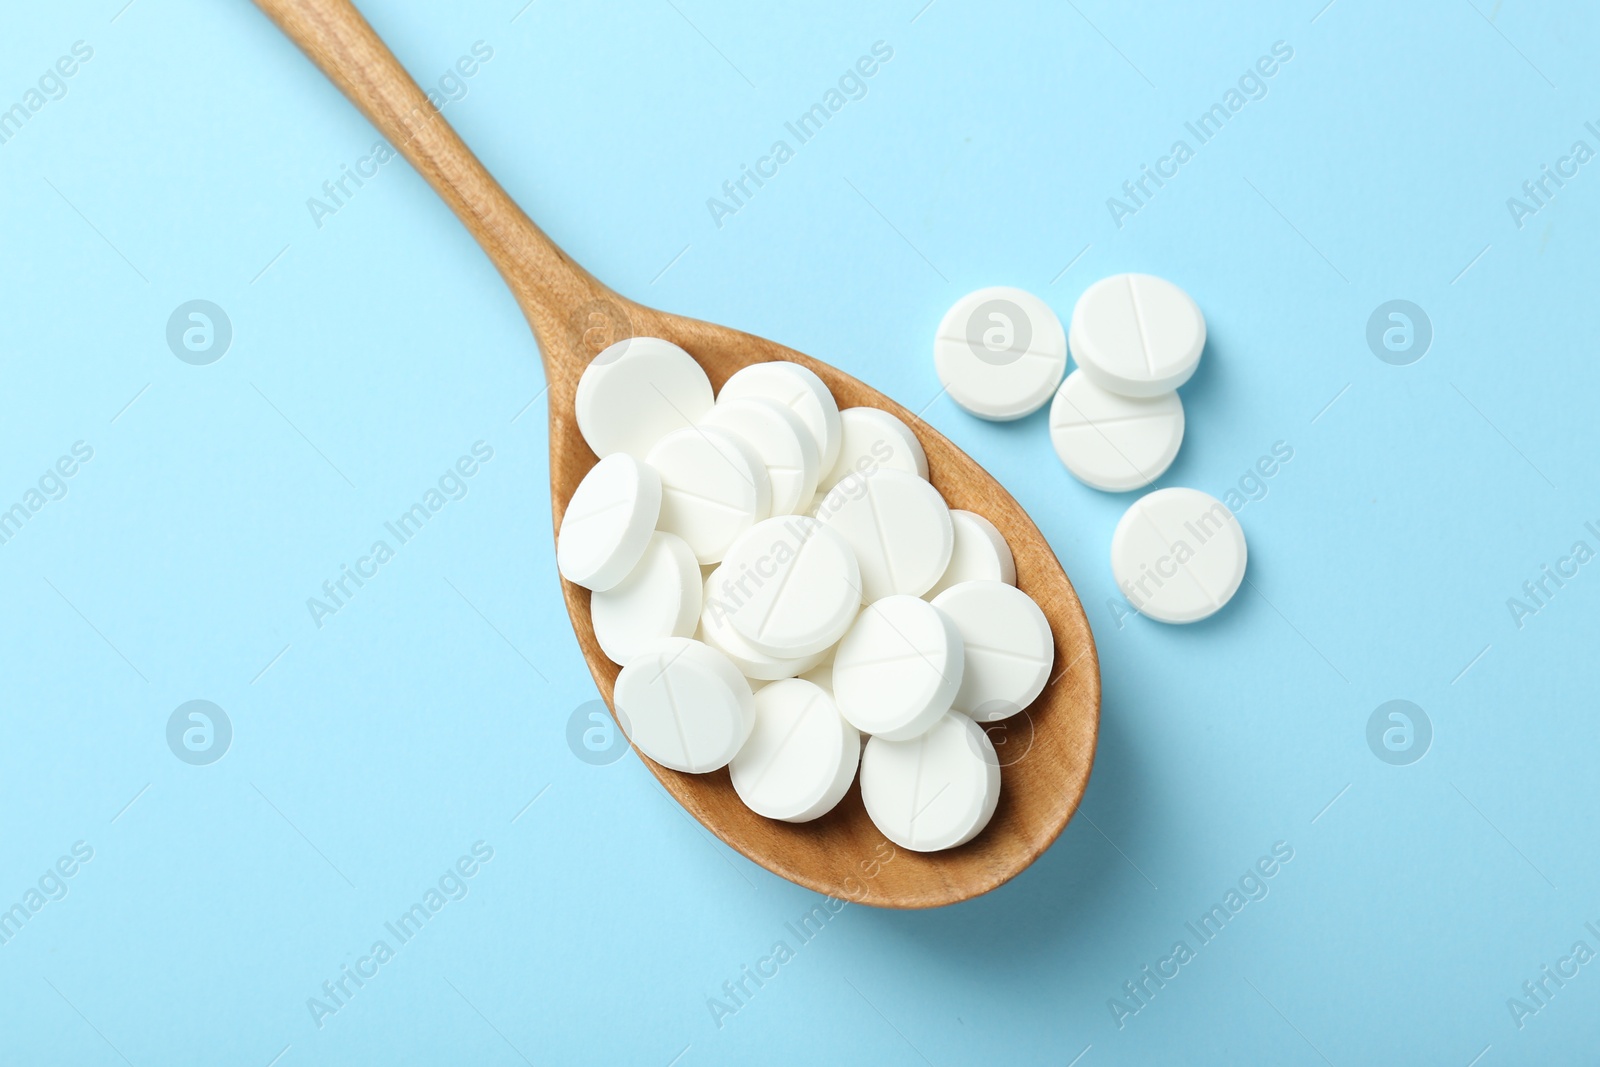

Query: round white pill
[[832, 595, 965, 742], [591, 532, 702, 665], [698, 569, 828, 681], [717, 361, 843, 473], [934, 287, 1067, 420], [575, 337, 714, 459], [1048, 369, 1184, 492], [930, 581, 1052, 722], [816, 468, 953, 601], [820, 407, 927, 493], [716, 516, 861, 659], [646, 426, 771, 564], [700, 396, 820, 516], [925, 510, 1016, 599], [861, 713, 1001, 852], [556, 453, 663, 592], [613, 637, 755, 773], [729, 679, 860, 822], [1111, 487, 1246, 624], [1069, 274, 1205, 398]]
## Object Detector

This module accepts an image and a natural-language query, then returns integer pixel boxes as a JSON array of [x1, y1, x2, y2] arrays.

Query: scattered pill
[[718, 361, 843, 473], [816, 467, 953, 601], [1111, 487, 1246, 624], [832, 595, 965, 741], [930, 581, 1052, 722], [556, 453, 662, 592], [576, 337, 714, 460], [1069, 273, 1204, 398], [701, 396, 820, 516], [716, 516, 861, 659], [861, 713, 1001, 851], [730, 679, 860, 822], [646, 426, 771, 564], [925, 510, 1016, 599], [1048, 369, 1184, 492], [699, 569, 828, 681], [614, 637, 755, 773], [934, 286, 1067, 420], [820, 406, 927, 493], [591, 532, 702, 665]]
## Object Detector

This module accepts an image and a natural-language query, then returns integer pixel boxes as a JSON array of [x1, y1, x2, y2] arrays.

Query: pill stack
[[558, 339, 1054, 852], [935, 275, 1248, 625]]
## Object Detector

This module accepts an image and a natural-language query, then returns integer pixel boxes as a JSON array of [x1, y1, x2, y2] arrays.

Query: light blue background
[[2, 0, 1596, 1063]]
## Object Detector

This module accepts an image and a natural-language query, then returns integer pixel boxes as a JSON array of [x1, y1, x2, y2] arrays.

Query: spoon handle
[[253, 0, 608, 365]]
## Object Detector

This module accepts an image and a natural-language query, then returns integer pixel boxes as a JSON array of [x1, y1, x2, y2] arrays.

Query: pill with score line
[[934, 286, 1067, 420]]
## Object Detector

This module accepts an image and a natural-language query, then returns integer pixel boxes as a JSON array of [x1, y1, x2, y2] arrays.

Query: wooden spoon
[[256, 0, 1100, 908]]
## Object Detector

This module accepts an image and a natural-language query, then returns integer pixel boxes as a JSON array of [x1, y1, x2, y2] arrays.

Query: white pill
[[614, 638, 755, 773], [930, 581, 1052, 722], [861, 713, 1001, 852], [816, 468, 953, 601], [925, 510, 1016, 599], [1048, 369, 1184, 492], [832, 595, 965, 741], [794, 660, 868, 751], [700, 396, 820, 516], [820, 407, 927, 493], [575, 337, 714, 460], [556, 453, 662, 592], [591, 532, 702, 665], [934, 287, 1067, 420], [715, 516, 861, 659], [730, 679, 860, 822], [717, 361, 843, 473], [1111, 487, 1246, 624], [1069, 274, 1205, 398], [646, 426, 771, 564], [698, 569, 828, 681]]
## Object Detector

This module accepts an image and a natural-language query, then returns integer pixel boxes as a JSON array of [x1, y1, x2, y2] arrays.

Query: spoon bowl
[[257, 0, 1100, 908]]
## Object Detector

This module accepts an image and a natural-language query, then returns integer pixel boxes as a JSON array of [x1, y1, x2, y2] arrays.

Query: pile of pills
[[559, 339, 1055, 852], [934, 275, 1247, 624]]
